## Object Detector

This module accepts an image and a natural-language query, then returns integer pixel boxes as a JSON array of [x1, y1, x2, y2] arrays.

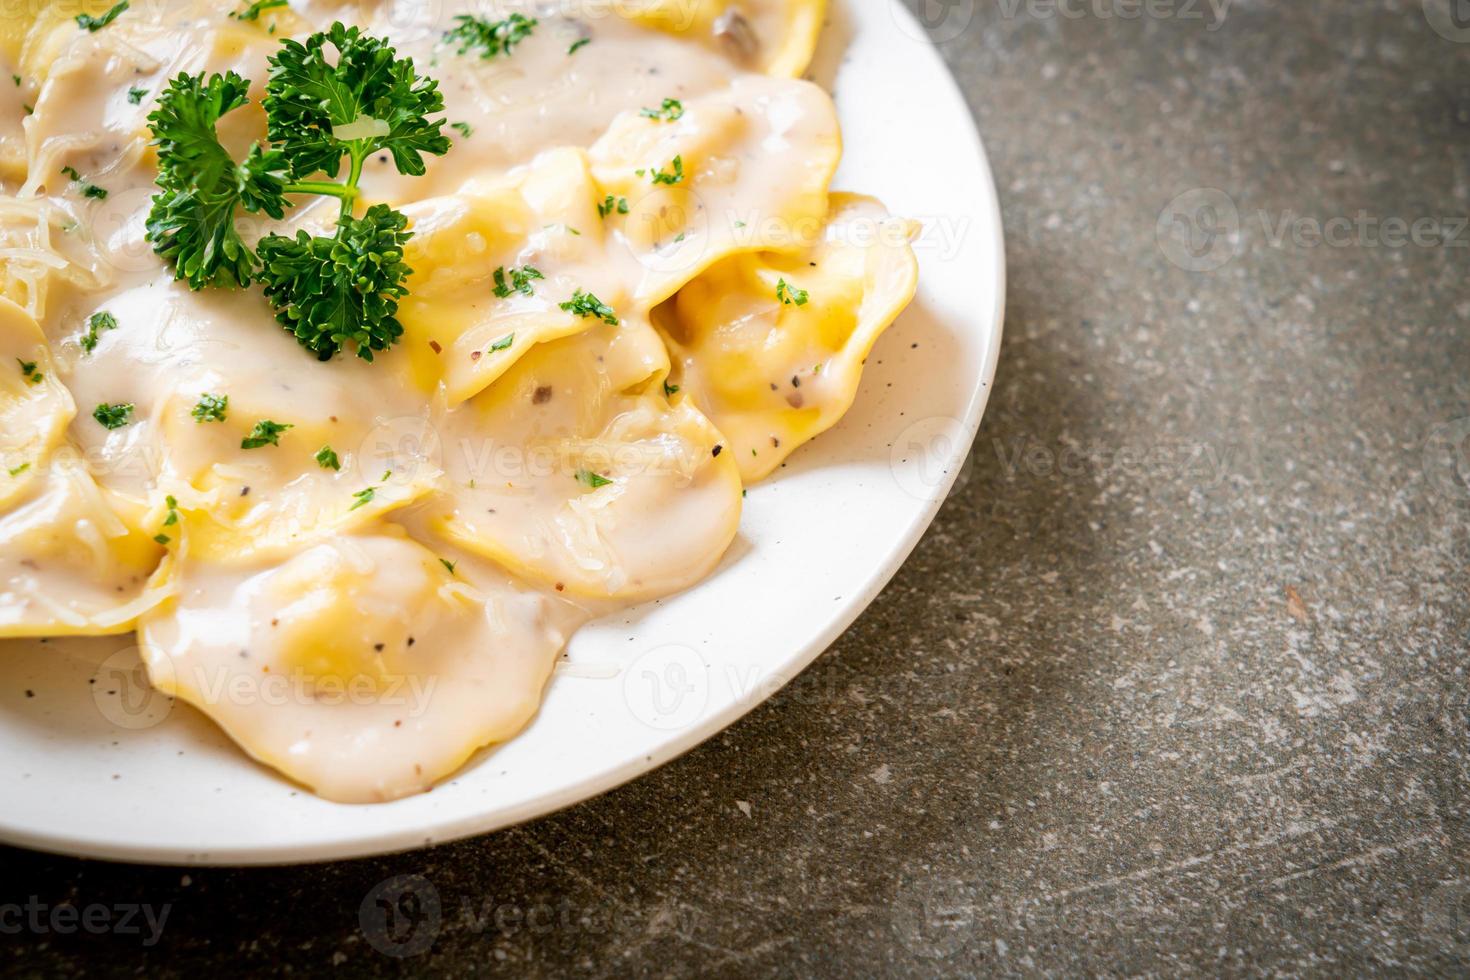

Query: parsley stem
[[340, 148, 367, 221], [283, 180, 359, 200]]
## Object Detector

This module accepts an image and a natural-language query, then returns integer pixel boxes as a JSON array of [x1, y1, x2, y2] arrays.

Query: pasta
[[0, 0, 918, 802]]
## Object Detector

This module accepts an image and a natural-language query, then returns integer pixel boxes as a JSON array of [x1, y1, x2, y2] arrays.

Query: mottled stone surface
[[4, 0, 1469, 975]]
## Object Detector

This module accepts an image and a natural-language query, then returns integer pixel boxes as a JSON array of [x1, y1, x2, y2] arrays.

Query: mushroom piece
[[712, 9, 759, 64]]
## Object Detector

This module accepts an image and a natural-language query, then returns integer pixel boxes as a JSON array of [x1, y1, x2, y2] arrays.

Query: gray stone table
[[3, 0, 1468, 975]]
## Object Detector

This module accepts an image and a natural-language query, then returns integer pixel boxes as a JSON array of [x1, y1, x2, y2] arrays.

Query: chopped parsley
[[492, 264, 543, 298], [80, 311, 118, 353], [60, 167, 108, 199], [92, 402, 134, 429], [559, 289, 618, 325], [640, 98, 684, 122], [488, 332, 514, 352], [349, 486, 375, 510], [597, 195, 628, 218], [315, 445, 341, 470], [445, 13, 536, 59], [230, 0, 289, 20], [145, 24, 451, 362], [648, 155, 685, 186], [241, 419, 292, 449], [155, 494, 180, 544], [127, 86, 147, 105], [190, 393, 228, 423], [663, 381, 679, 397], [8, 463, 30, 477], [776, 278, 809, 307], [439, 557, 457, 574], [16, 359, 41, 384], [450, 120, 473, 138], [575, 468, 612, 489], [568, 37, 590, 55], [76, 0, 128, 32]]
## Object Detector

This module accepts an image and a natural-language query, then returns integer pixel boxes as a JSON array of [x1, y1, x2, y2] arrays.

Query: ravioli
[[426, 318, 744, 601], [612, 0, 826, 78], [139, 531, 579, 803], [63, 274, 442, 554], [397, 149, 630, 405], [656, 194, 918, 481], [589, 75, 841, 309], [0, 456, 169, 636], [0, 295, 73, 509], [0, 1, 922, 802]]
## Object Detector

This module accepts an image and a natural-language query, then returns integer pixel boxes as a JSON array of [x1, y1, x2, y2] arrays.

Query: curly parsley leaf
[[257, 204, 411, 362], [145, 71, 289, 289], [264, 21, 450, 181]]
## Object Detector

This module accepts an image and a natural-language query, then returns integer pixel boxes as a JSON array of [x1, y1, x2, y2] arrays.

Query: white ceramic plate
[[0, 0, 1004, 865]]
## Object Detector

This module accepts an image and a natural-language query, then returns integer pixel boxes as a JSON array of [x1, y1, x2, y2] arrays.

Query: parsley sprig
[[145, 23, 451, 362]]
